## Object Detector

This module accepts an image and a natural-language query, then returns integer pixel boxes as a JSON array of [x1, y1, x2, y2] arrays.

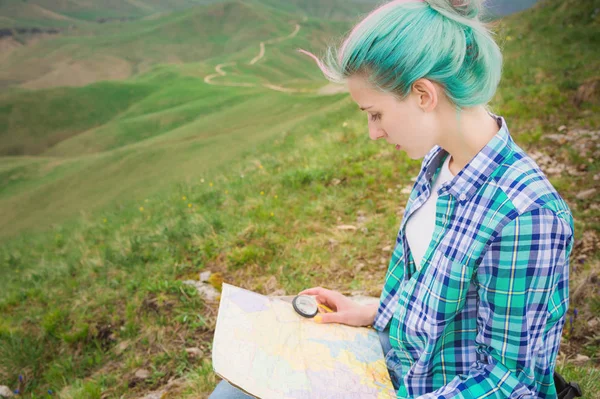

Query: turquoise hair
[[298, 0, 503, 111]]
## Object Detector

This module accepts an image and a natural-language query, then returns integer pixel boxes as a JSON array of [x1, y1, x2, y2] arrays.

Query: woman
[[210, 0, 575, 397]]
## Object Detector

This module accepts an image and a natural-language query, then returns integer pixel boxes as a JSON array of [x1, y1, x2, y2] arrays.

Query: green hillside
[[0, 0, 220, 27], [0, 0, 377, 28], [0, 1, 317, 88], [0, 1, 356, 238], [0, 0, 598, 397]]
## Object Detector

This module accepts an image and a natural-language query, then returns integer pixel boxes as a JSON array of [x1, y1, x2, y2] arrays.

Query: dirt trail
[[204, 23, 316, 94], [249, 24, 300, 65], [203, 62, 255, 87]]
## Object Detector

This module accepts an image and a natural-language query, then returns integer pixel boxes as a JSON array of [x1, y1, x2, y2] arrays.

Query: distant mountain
[[485, 0, 539, 17], [0, 0, 379, 28], [0, 0, 221, 27]]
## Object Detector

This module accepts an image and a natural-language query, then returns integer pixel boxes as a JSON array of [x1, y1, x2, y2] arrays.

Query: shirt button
[[459, 193, 466, 201]]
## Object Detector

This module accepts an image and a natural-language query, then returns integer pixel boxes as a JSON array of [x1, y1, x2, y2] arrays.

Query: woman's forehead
[[348, 76, 388, 104]]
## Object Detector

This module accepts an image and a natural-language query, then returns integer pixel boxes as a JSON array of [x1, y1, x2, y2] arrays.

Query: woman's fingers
[[316, 311, 351, 325], [298, 288, 340, 311], [297, 287, 325, 296], [316, 299, 336, 312]]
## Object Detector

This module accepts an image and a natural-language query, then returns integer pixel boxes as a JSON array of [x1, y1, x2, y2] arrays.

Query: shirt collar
[[422, 113, 514, 205]]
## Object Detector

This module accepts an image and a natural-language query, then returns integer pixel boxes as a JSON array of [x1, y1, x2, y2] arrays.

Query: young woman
[[209, 0, 575, 397]]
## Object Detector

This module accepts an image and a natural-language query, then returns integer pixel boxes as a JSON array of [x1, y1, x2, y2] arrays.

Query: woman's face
[[347, 74, 441, 160]]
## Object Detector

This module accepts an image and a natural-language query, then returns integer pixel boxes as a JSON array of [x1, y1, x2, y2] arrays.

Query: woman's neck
[[439, 106, 500, 175]]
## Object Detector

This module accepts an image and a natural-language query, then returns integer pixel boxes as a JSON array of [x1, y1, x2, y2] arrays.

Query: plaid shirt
[[374, 114, 574, 398]]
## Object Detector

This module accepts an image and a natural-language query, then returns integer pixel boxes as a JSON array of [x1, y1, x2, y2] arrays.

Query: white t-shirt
[[405, 153, 456, 271]]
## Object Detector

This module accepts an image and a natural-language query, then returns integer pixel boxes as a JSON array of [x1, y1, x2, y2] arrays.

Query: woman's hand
[[297, 287, 378, 327]]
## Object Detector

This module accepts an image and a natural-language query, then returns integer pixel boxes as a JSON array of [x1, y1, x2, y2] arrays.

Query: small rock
[[196, 284, 220, 302], [337, 225, 357, 231], [264, 275, 280, 293], [382, 245, 392, 252], [186, 347, 203, 358], [0, 386, 13, 398], [354, 263, 365, 273], [136, 378, 184, 399], [331, 178, 342, 186], [115, 340, 131, 355], [183, 280, 220, 302], [576, 188, 597, 200], [401, 186, 412, 194], [140, 393, 164, 399], [587, 318, 599, 329], [558, 125, 567, 132], [199, 271, 211, 282], [570, 354, 590, 365], [135, 369, 151, 380]]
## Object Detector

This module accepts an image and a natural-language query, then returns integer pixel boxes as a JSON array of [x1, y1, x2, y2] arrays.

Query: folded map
[[212, 283, 396, 399]]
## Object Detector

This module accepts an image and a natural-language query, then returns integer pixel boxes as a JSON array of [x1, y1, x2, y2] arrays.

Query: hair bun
[[425, 0, 484, 20]]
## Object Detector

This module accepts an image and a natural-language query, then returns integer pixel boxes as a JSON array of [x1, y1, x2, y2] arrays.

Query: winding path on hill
[[203, 62, 255, 87], [203, 23, 318, 94], [249, 23, 301, 65]]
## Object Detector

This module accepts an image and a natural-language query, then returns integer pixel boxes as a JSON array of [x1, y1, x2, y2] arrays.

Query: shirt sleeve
[[415, 208, 574, 399]]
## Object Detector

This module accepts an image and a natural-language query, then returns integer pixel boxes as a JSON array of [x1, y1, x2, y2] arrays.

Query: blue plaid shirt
[[374, 114, 574, 398]]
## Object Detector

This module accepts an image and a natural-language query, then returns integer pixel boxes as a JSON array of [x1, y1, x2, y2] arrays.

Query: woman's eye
[[370, 113, 381, 121]]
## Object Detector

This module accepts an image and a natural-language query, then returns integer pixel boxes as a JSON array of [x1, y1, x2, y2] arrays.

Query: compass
[[292, 295, 319, 318]]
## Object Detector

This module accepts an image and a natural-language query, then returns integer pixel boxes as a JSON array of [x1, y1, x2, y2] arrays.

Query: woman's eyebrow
[[359, 105, 373, 111]]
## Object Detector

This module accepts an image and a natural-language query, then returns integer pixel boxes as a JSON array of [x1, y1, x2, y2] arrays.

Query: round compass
[[292, 295, 319, 318]]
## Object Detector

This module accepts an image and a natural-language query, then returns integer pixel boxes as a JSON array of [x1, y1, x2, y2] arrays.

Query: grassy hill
[[0, 0, 599, 397], [0, 1, 320, 88], [0, 0, 222, 27], [0, 1, 355, 238], [0, 0, 377, 28]]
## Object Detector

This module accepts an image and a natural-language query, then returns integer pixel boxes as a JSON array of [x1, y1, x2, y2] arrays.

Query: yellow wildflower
[[260, 191, 264, 195], [188, 203, 192, 208], [259, 165, 263, 169], [103, 218, 107, 223], [209, 182, 213, 187], [274, 195, 278, 199], [270, 212, 274, 217], [139, 207, 144, 212], [182, 196, 187, 200]]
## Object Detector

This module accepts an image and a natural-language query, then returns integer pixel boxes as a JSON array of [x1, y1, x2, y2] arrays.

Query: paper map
[[212, 283, 396, 399]]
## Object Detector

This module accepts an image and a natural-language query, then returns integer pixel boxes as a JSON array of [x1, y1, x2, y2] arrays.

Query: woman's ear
[[411, 78, 438, 112]]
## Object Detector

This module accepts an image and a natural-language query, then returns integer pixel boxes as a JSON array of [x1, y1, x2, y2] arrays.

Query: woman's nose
[[369, 126, 386, 141]]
